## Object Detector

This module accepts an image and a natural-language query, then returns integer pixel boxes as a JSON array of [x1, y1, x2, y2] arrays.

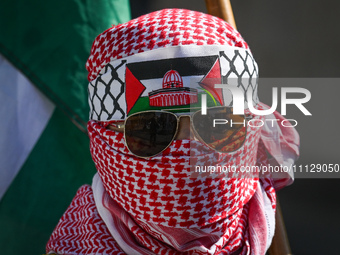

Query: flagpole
[[204, 0, 237, 29]]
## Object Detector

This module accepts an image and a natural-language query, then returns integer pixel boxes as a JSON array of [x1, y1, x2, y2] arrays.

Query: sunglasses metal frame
[[109, 106, 249, 158]]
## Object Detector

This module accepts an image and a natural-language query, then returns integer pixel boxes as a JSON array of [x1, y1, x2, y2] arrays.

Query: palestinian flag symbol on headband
[[125, 55, 222, 114], [88, 45, 259, 121]]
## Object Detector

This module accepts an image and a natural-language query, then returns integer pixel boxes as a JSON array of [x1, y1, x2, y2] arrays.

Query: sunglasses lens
[[125, 112, 178, 157], [192, 107, 246, 153]]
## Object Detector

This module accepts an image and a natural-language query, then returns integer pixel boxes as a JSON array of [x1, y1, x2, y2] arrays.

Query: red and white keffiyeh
[[47, 119, 278, 254], [46, 9, 300, 255], [47, 109, 299, 254], [46, 178, 275, 255], [85, 9, 248, 82]]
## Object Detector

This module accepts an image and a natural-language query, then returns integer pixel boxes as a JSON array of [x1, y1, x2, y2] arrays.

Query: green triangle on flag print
[[0, 0, 131, 254]]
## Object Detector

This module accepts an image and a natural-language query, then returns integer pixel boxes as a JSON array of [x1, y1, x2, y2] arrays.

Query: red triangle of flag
[[125, 67, 146, 114], [199, 59, 223, 105]]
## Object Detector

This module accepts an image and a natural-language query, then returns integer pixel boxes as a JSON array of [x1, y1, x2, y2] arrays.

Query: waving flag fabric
[[0, 1, 130, 254]]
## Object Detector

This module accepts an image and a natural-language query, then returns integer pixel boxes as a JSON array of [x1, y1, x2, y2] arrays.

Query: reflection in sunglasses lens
[[125, 112, 177, 157], [192, 107, 246, 153]]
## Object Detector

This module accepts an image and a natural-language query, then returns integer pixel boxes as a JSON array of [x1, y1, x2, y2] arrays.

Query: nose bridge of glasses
[[174, 115, 195, 140]]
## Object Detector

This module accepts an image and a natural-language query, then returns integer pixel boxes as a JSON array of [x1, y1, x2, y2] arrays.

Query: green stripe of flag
[[0, 108, 95, 254], [0, 0, 130, 124], [0, 0, 131, 254]]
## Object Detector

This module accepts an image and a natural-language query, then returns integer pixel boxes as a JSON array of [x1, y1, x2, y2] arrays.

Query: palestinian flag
[[0, 1, 130, 254], [126, 55, 224, 115]]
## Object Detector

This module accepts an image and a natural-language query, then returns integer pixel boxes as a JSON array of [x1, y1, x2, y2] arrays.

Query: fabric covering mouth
[[88, 118, 263, 228]]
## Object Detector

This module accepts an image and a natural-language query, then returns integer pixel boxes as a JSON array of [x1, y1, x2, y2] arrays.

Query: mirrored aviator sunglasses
[[111, 107, 247, 158]]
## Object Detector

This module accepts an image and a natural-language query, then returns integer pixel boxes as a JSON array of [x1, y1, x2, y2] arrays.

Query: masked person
[[46, 9, 299, 255]]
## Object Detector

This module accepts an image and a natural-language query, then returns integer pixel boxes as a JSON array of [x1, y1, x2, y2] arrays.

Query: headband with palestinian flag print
[[88, 44, 259, 121]]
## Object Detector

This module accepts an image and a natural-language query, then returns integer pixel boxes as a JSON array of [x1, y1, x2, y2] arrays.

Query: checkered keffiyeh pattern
[[46, 179, 276, 255], [46, 8, 300, 255], [87, 118, 263, 228], [46, 185, 124, 255], [46, 121, 277, 254], [86, 9, 248, 82], [46, 104, 297, 255]]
